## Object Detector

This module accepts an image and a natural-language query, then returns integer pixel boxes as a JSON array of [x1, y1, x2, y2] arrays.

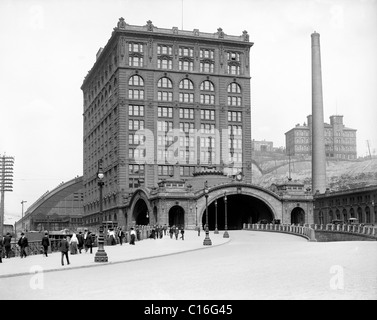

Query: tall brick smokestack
[[311, 32, 326, 194]]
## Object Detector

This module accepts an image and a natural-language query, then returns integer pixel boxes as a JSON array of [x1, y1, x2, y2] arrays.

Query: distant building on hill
[[252, 139, 274, 152], [285, 115, 357, 160]]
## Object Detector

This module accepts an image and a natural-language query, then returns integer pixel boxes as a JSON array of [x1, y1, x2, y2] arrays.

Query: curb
[[0, 237, 231, 279]]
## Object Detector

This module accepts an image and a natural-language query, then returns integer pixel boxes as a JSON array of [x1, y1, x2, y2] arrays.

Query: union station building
[[78, 18, 314, 231]]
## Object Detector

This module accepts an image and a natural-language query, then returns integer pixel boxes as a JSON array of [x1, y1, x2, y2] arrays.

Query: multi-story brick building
[[80, 18, 315, 231], [285, 115, 357, 160]]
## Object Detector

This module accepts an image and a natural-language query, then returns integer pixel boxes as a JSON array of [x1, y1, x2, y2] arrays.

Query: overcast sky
[[1, 0, 376, 224]]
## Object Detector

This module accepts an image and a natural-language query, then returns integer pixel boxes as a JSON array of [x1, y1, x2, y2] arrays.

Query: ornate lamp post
[[223, 191, 229, 238], [214, 200, 219, 234], [203, 181, 212, 245], [95, 159, 108, 263]]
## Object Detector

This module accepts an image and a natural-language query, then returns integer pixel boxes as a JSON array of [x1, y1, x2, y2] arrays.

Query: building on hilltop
[[252, 139, 274, 152], [285, 115, 357, 160]]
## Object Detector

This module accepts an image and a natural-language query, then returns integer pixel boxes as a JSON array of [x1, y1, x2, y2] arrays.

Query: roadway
[[0, 230, 376, 300]]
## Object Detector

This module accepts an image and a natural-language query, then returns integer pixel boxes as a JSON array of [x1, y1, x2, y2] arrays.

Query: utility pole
[[366, 140, 372, 159], [21, 200, 27, 231], [0, 155, 14, 238]]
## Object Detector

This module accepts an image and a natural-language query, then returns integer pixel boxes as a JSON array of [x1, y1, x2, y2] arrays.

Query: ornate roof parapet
[[112, 17, 252, 44], [242, 30, 250, 42], [145, 20, 155, 31]]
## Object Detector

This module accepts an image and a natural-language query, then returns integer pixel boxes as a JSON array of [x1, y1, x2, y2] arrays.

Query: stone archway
[[169, 205, 185, 227], [202, 193, 275, 230], [133, 198, 150, 226], [291, 207, 305, 225]]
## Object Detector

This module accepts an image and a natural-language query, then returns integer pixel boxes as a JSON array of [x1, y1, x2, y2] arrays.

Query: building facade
[[313, 185, 377, 225], [81, 18, 314, 231], [252, 139, 274, 152], [16, 176, 84, 233], [285, 115, 357, 160]]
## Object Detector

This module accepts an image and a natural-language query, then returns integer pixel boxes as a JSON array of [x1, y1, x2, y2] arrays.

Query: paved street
[[1, 230, 376, 300]]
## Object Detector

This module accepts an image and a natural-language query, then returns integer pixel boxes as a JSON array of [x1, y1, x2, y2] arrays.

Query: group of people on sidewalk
[[0, 232, 29, 263], [1, 225, 194, 266]]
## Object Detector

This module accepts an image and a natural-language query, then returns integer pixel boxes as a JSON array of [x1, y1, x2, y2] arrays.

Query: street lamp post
[[95, 159, 108, 263], [223, 192, 229, 238], [203, 181, 212, 246], [214, 200, 219, 234], [195, 205, 198, 228]]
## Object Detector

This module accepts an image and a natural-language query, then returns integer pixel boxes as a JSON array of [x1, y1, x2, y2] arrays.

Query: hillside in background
[[252, 154, 377, 191]]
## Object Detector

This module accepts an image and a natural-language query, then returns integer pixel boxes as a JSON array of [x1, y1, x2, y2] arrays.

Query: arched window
[[158, 77, 172, 88], [179, 79, 194, 90], [158, 77, 173, 101], [179, 79, 194, 103], [129, 75, 144, 86], [227, 82, 242, 106], [342, 209, 347, 221], [365, 206, 370, 223], [357, 207, 363, 223], [336, 209, 340, 220], [328, 210, 333, 223], [200, 80, 215, 104], [128, 75, 145, 100]]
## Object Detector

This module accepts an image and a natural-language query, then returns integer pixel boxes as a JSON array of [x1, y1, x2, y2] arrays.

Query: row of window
[[129, 43, 242, 74], [127, 75, 243, 105], [127, 150, 242, 164], [318, 206, 376, 224], [128, 106, 242, 123]]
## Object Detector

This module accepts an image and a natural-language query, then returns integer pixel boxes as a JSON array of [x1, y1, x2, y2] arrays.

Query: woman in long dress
[[129, 228, 136, 245], [70, 233, 79, 254]]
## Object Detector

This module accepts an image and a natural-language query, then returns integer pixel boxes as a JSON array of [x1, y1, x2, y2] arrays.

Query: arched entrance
[[133, 198, 150, 225], [291, 207, 305, 225], [202, 194, 274, 230], [169, 205, 185, 227]]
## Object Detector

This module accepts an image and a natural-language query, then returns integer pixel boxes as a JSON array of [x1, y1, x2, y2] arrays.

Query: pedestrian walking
[[70, 233, 78, 254], [0, 236, 3, 263], [169, 226, 174, 239], [129, 227, 136, 245], [41, 232, 50, 257], [3, 232, 12, 258], [109, 229, 116, 245], [118, 228, 125, 245], [18, 232, 28, 258], [175, 226, 179, 240], [83, 229, 91, 253], [59, 236, 70, 266], [196, 225, 201, 236], [149, 226, 156, 239], [77, 231, 84, 253], [180, 227, 185, 240], [163, 224, 167, 236], [84, 231, 93, 254]]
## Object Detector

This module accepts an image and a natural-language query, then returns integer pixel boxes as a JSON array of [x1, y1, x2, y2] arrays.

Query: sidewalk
[[0, 230, 230, 278]]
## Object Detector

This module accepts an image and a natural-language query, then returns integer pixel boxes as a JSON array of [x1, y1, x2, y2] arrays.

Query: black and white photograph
[[0, 0, 376, 304]]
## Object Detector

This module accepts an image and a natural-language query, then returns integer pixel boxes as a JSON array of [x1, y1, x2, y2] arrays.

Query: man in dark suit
[[118, 227, 125, 245], [41, 232, 50, 257], [77, 231, 84, 253], [59, 236, 70, 266], [18, 232, 28, 258], [3, 232, 12, 258]]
